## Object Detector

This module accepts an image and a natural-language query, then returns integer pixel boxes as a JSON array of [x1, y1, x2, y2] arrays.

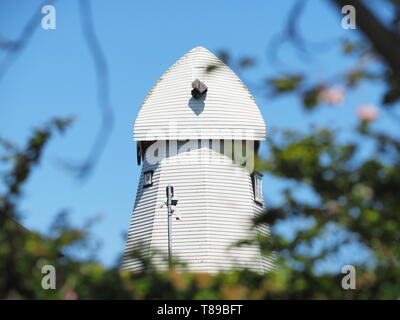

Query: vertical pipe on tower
[[166, 184, 173, 267]]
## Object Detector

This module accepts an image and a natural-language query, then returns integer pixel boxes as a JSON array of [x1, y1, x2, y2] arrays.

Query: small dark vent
[[191, 79, 208, 99]]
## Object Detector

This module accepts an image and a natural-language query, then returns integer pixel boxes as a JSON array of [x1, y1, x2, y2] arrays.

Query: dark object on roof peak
[[191, 79, 208, 99]]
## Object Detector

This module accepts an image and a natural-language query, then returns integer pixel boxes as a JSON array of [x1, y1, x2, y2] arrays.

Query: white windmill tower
[[122, 46, 273, 273]]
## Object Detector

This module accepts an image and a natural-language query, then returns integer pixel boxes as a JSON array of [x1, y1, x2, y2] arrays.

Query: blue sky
[[0, 0, 395, 269]]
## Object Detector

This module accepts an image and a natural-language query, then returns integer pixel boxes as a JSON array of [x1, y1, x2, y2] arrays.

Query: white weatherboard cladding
[[122, 142, 274, 273], [134, 46, 266, 141]]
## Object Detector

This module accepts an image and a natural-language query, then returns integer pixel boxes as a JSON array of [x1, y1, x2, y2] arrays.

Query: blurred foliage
[[268, 75, 304, 95], [1, 0, 400, 299]]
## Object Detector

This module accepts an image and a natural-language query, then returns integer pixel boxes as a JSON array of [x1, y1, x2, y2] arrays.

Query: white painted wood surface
[[134, 46, 266, 141], [122, 47, 273, 273], [122, 141, 273, 273]]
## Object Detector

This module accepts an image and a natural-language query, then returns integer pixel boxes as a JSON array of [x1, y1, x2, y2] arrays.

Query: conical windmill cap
[[134, 46, 266, 141]]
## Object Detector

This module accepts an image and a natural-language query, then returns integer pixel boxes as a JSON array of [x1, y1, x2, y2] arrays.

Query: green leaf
[[268, 75, 303, 94]]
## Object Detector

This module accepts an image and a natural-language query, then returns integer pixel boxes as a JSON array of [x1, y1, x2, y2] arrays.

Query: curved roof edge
[[134, 46, 266, 141]]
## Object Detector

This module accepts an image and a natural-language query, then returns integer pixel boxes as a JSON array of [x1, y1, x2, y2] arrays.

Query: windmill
[[122, 47, 273, 273]]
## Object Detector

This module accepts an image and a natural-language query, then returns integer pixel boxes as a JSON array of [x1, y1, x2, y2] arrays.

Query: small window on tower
[[252, 172, 263, 204], [143, 171, 153, 187]]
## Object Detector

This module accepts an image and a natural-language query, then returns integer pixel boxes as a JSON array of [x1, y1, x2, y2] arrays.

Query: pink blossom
[[357, 104, 379, 122], [320, 87, 345, 106]]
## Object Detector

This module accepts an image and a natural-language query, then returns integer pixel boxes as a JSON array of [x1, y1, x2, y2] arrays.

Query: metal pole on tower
[[166, 184, 173, 268]]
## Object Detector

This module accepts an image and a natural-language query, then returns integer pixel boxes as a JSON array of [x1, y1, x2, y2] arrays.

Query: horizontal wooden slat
[[134, 47, 266, 141], [122, 143, 272, 273]]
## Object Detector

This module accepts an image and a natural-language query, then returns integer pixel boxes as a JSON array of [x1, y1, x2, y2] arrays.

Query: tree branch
[[331, 0, 400, 78]]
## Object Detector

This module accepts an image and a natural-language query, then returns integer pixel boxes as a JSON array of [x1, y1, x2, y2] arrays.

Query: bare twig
[[0, 0, 114, 180], [267, 0, 339, 67], [330, 0, 400, 79], [0, 0, 56, 83], [59, 0, 114, 179]]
